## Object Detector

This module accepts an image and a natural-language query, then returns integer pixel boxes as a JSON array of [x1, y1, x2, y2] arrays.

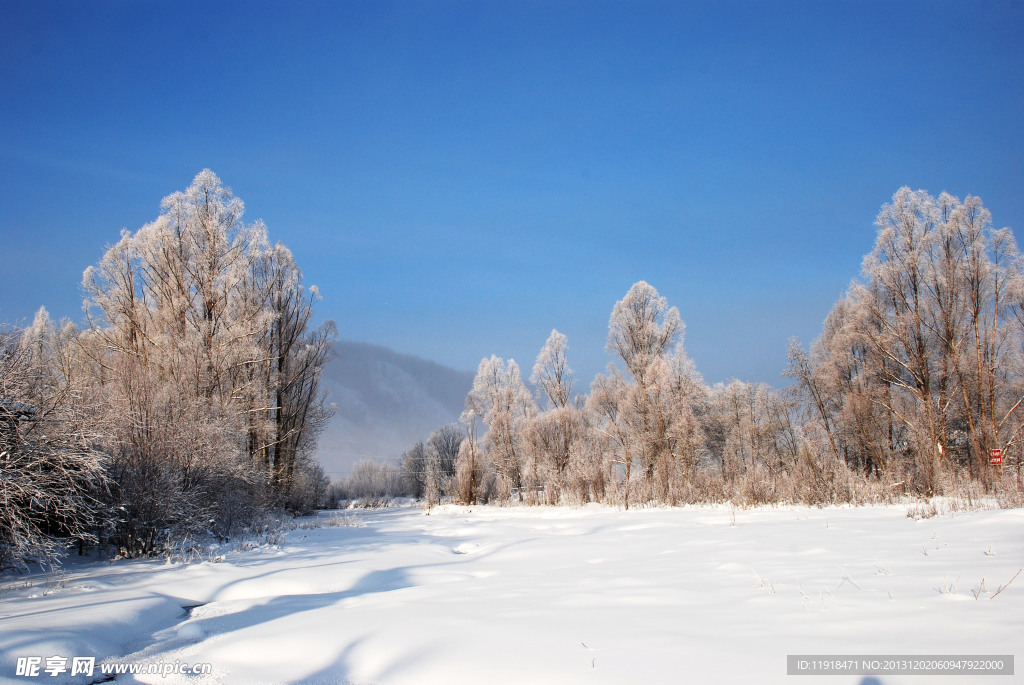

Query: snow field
[[1, 504, 1021, 684]]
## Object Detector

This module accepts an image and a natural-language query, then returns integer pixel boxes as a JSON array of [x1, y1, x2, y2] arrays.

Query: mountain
[[315, 341, 474, 479]]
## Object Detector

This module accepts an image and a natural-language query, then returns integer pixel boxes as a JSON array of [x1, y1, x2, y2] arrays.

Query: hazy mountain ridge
[[316, 341, 474, 477]]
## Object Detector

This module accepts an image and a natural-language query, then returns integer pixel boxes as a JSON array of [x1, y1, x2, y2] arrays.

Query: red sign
[[990, 449, 1003, 466]]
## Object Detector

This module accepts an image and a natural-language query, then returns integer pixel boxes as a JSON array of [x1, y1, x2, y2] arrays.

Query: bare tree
[[263, 244, 337, 496], [421, 423, 465, 504], [400, 440, 427, 499]]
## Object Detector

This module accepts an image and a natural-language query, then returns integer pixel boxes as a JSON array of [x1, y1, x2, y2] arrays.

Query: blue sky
[[2, 0, 1022, 387]]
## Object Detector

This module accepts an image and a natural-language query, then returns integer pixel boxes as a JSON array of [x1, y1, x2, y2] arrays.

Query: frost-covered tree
[[525, 330, 584, 501], [83, 170, 273, 405], [706, 381, 798, 487], [586, 368, 637, 508], [78, 170, 333, 553], [788, 288, 901, 479], [949, 197, 1019, 480], [598, 282, 694, 505], [861, 188, 943, 478], [0, 315, 107, 570], [794, 188, 1024, 494], [607, 281, 681, 385], [644, 345, 707, 500], [531, 329, 573, 409], [457, 379, 487, 505], [467, 356, 536, 501]]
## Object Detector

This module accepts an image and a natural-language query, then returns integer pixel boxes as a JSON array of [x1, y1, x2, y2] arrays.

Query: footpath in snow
[[1, 503, 1021, 684]]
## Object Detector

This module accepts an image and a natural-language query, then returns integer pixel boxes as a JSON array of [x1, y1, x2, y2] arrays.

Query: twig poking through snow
[[990, 569, 1021, 600], [836, 567, 860, 592]]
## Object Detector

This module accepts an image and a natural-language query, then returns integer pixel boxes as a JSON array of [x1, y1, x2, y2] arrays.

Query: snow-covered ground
[[1, 503, 1021, 684]]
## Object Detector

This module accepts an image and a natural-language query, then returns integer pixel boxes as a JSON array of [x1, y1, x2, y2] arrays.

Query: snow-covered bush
[[0, 317, 107, 570]]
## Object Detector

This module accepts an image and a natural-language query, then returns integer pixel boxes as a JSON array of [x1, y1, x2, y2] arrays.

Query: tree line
[[391, 188, 1024, 509], [9, 181, 1021, 568], [1, 170, 334, 570]]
